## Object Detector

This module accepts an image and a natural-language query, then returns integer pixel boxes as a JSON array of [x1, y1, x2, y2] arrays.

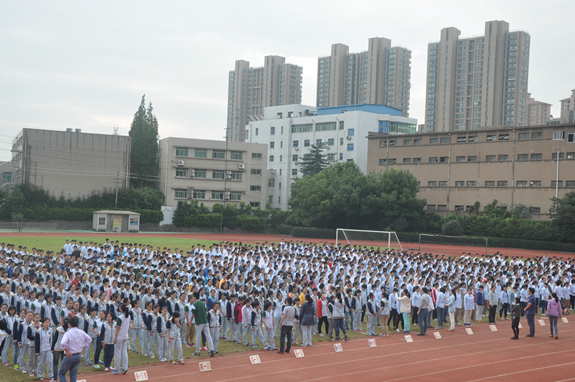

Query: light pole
[[220, 130, 230, 233]]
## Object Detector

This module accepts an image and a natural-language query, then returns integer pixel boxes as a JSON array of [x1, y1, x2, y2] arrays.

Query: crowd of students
[[0, 239, 574, 381]]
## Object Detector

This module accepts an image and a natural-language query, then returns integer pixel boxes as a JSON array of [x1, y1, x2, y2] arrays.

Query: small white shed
[[92, 210, 140, 232]]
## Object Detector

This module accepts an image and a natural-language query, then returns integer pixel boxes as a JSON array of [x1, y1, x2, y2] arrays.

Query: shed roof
[[93, 210, 141, 215]]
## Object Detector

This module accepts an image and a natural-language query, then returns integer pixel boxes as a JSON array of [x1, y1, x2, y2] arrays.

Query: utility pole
[[114, 171, 122, 208]]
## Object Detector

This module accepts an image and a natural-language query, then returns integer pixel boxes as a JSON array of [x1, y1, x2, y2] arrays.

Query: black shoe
[[526, 334, 533, 337], [417, 333, 425, 336], [344, 336, 348, 342], [286, 350, 290, 353], [276, 351, 284, 354], [511, 337, 518, 340], [210, 351, 215, 357]]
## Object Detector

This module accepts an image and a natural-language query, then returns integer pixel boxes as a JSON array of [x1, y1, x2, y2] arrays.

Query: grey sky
[[1, 0, 573, 161]]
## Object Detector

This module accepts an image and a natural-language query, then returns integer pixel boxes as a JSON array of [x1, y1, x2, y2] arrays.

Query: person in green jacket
[[190, 292, 214, 357]]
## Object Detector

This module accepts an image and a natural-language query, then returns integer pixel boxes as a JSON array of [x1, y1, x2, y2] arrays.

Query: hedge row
[[286, 227, 575, 253], [20, 206, 163, 223]]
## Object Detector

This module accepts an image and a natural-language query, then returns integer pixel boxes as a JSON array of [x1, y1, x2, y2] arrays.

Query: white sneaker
[[318, 334, 324, 337]]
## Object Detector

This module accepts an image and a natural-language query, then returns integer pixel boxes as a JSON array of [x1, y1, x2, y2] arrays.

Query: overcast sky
[[1, 0, 574, 161]]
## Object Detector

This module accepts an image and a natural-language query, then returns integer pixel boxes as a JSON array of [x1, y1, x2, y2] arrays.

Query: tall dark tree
[[298, 142, 329, 176], [129, 95, 159, 188], [550, 191, 575, 243]]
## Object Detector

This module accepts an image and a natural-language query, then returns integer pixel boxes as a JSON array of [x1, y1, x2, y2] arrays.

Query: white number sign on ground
[[433, 332, 442, 339], [135, 371, 148, 382], [250, 355, 261, 364], [465, 328, 473, 335], [404, 335, 413, 342], [368, 339, 377, 347], [199, 361, 211, 372], [334, 343, 343, 352], [294, 349, 305, 358], [561, 317, 568, 324], [489, 325, 497, 331], [518, 323, 523, 328], [538, 320, 546, 326]]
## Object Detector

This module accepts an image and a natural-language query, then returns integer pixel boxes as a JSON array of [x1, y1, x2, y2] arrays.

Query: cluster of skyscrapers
[[227, 20, 574, 142]]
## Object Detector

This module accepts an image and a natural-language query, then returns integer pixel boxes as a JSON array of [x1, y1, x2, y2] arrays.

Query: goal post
[[419, 233, 488, 256], [336, 229, 403, 251]]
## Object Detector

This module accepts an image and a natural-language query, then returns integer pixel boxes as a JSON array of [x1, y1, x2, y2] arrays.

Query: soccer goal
[[418, 233, 488, 256], [336, 229, 403, 251]]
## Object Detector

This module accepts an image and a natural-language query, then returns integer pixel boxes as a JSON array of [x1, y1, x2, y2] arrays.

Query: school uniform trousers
[[263, 325, 275, 349]]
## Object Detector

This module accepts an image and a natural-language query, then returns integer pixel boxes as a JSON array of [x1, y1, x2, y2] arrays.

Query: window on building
[[403, 158, 411, 164], [328, 138, 335, 146], [457, 136, 466, 143], [517, 154, 528, 161], [404, 139, 412, 146], [268, 179, 275, 187], [552, 152, 565, 160], [212, 150, 225, 159], [486, 155, 496, 162], [485, 181, 495, 187], [348, 129, 355, 136], [467, 156, 477, 162], [195, 169, 206, 178], [498, 154, 509, 161], [551, 180, 563, 187], [269, 155, 274, 162], [270, 142, 275, 149], [440, 137, 450, 144], [251, 169, 262, 175], [327, 153, 335, 161], [175, 169, 187, 178], [486, 134, 496, 141], [568, 131, 575, 142], [231, 171, 242, 180], [439, 181, 448, 187], [316, 139, 322, 145], [428, 181, 437, 187], [497, 181, 508, 187], [304, 140, 310, 147], [430, 138, 439, 144], [456, 156, 466, 162], [467, 181, 477, 187], [413, 157, 422, 163], [567, 152, 575, 159], [252, 153, 262, 159], [271, 126, 276, 135], [553, 131, 565, 140], [194, 149, 207, 158], [529, 153, 542, 160], [293, 140, 299, 148], [175, 147, 188, 157], [250, 202, 260, 208], [347, 143, 354, 151], [455, 181, 464, 187], [231, 151, 243, 160], [388, 140, 397, 146], [212, 170, 224, 179], [250, 185, 261, 191], [529, 207, 541, 214], [379, 159, 387, 165], [518, 132, 529, 139], [255, 128, 259, 136], [532, 132, 543, 139], [292, 155, 298, 162], [516, 181, 527, 187], [427, 205, 436, 211], [438, 205, 448, 211], [468, 136, 477, 142], [174, 189, 187, 199], [279, 155, 282, 162], [388, 158, 397, 164], [292, 169, 298, 176], [339, 153, 343, 160], [530, 180, 541, 187], [566, 181, 575, 187], [455, 205, 465, 211], [414, 138, 422, 145], [429, 157, 438, 163], [440, 157, 449, 163], [193, 190, 205, 199], [499, 134, 509, 141]]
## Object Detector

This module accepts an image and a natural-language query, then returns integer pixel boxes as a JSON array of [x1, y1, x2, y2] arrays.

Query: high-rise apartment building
[[527, 93, 551, 126], [425, 20, 530, 132], [560, 89, 575, 123], [227, 56, 302, 142], [317, 38, 411, 117]]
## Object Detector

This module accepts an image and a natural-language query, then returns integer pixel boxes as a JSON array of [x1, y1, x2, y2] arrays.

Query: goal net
[[418, 234, 488, 256], [336, 229, 403, 251]]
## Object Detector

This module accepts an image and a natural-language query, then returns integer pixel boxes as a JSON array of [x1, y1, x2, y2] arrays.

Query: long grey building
[[425, 20, 530, 132], [11, 128, 130, 198]]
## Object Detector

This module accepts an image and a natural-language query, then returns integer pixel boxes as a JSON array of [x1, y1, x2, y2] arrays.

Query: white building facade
[[245, 104, 417, 210]]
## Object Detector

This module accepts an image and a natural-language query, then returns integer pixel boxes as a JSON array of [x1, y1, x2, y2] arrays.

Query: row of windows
[[175, 147, 246, 160], [174, 169, 244, 181], [379, 152, 575, 165], [174, 189, 242, 201], [427, 204, 541, 214], [425, 180, 575, 188], [379, 131, 575, 147]]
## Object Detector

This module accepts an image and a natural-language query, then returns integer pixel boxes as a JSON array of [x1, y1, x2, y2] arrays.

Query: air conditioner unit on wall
[[188, 169, 195, 178], [239, 163, 245, 169], [224, 191, 231, 200], [294, 147, 299, 151], [187, 189, 193, 199], [346, 136, 352, 140], [177, 160, 184, 166]]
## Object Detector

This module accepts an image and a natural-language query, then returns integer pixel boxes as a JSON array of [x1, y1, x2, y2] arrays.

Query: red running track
[[74, 318, 574, 382], [2, 232, 573, 259]]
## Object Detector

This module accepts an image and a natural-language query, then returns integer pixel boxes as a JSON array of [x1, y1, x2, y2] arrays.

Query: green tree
[[129, 95, 159, 188], [550, 191, 575, 243], [298, 142, 329, 176]]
